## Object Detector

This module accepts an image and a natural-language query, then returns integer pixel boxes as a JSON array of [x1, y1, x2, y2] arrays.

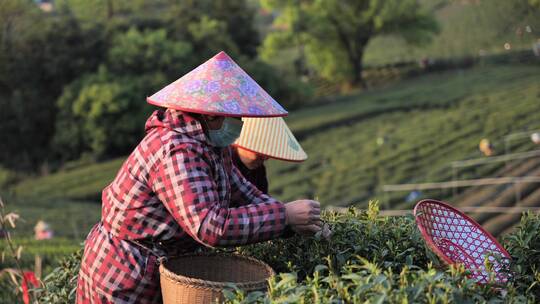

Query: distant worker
[[232, 117, 331, 240], [34, 220, 53, 240], [232, 117, 308, 194], [418, 56, 434, 69], [531, 132, 540, 145], [406, 190, 422, 203], [76, 51, 324, 303], [479, 138, 494, 157]]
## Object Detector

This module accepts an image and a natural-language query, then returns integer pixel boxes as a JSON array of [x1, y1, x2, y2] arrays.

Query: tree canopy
[[0, 0, 311, 171], [261, 0, 439, 87]]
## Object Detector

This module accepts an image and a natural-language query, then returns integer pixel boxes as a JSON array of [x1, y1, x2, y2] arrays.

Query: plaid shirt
[[77, 109, 287, 303]]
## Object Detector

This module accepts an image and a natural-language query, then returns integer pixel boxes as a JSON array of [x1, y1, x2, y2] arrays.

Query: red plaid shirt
[[77, 109, 287, 303]]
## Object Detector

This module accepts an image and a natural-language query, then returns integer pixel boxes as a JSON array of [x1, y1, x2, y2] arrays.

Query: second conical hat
[[233, 117, 307, 162], [147, 51, 287, 117]]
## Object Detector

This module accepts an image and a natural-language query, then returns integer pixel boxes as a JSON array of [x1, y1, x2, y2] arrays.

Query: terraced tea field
[[267, 65, 540, 208], [455, 157, 540, 236]]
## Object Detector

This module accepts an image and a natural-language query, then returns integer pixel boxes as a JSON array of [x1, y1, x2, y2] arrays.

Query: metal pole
[[452, 166, 457, 197], [383, 176, 540, 191], [514, 182, 521, 204], [505, 138, 510, 168]]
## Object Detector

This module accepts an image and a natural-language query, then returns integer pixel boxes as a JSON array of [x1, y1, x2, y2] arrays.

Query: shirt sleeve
[[229, 164, 274, 207], [151, 144, 287, 247]]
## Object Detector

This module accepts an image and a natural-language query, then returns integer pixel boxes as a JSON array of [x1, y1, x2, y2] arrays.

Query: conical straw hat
[[233, 117, 307, 162], [34, 220, 50, 231], [147, 51, 287, 117]]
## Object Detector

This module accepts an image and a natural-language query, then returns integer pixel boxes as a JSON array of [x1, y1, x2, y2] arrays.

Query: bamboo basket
[[160, 253, 275, 304]]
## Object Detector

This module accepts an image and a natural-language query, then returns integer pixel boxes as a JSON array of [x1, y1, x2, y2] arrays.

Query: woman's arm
[[152, 144, 287, 247], [229, 163, 274, 207]]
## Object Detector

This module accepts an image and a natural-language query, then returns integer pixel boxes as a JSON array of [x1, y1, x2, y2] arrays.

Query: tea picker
[[76, 51, 325, 303], [34, 220, 53, 240]]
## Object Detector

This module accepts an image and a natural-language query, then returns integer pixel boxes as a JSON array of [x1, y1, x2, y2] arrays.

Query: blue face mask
[[207, 117, 243, 147]]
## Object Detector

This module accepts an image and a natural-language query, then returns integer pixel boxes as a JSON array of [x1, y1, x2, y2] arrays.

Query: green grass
[[0, 197, 101, 240], [0, 237, 81, 274], [287, 65, 540, 133], [10, 158, 124, 201]]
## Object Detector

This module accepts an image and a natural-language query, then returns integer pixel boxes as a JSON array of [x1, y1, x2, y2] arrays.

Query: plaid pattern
[[77, 109, 287, 303]]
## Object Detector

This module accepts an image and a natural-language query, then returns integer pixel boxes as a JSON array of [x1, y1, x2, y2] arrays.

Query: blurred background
[[0, 0, 539, 287]]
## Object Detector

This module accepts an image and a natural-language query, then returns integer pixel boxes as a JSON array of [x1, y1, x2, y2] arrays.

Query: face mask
[[207, 117, 243, 147]]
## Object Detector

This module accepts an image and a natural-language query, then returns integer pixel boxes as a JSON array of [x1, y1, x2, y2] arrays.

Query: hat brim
[[232, 144, 307, 163], [233, 117, 307, 162], [146, 97, 288, 118]]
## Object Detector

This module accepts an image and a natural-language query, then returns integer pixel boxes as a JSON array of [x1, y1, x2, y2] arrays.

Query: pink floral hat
[[147, 51, 288, 117]]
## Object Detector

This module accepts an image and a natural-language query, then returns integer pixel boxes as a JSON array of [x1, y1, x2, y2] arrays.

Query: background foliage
[[0, 0, 313, 171], [260, 0, 439, 86]]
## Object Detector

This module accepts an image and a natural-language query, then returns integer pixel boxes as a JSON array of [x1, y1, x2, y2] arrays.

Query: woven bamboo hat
[[147, 51, 288, 117], [233, 117, 307, 162]]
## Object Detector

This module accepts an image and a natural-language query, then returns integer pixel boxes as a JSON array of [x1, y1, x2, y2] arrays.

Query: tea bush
[[37, 203, 540, 303], [223, 264, 514, 303], [503, 212, 540, 299], [38, 249, 82, 304], [223, 206, 540, 303], [234, 202, 433, 279]]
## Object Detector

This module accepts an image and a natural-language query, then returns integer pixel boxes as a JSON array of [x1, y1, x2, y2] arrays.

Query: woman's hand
[[291, 222, 332, 238], [285, 200, 322, 236], [291, 224, 322, 236]]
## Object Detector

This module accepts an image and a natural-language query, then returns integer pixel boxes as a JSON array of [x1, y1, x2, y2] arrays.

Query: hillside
[[267, 64, 540, 207], [4, 64, 540, 238]]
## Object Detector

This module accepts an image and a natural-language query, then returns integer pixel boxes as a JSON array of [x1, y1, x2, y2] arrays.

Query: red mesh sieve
[[414, 199, 511, 284]]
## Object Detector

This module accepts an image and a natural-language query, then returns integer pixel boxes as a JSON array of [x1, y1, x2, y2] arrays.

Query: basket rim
[[159, 252, 275, 291]]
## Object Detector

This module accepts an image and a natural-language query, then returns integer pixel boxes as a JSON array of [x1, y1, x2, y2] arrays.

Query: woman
[[232, 117, 308, 194], [76, 51, 322, 303], [232, 117, 331, 240]]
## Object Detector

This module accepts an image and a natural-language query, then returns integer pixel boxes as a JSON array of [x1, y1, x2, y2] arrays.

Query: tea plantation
[[267, 65, 540, 207], [36, 203, 540, 303], [2, 63, 540, 302]]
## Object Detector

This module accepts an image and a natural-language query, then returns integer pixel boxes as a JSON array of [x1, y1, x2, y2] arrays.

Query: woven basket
[[414, 199, 511, 284], [160, 253, 275, 304]]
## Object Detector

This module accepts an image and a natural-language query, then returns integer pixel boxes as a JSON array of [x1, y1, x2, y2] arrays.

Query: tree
[[166, 0, 261, 61], [261, 0, 439, 87], [107, 27, 193, 77], [53, 27, 192, 161], [53, 67, 161, 160], [0, 1, 105, 171], [54, 0, 158, 24]]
